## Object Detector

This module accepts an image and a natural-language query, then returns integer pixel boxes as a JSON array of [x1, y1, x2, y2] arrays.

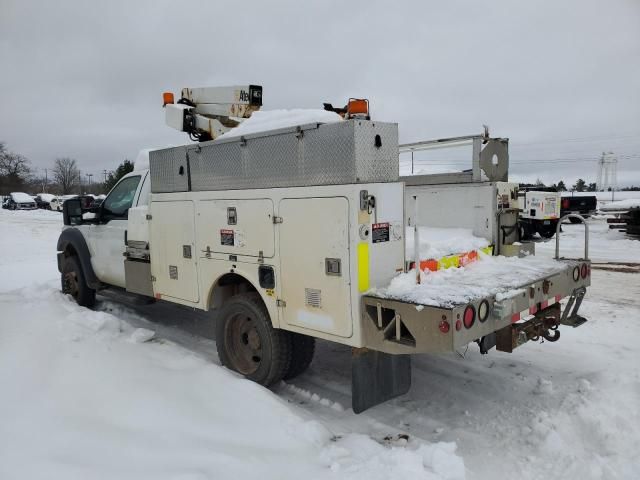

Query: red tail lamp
[[463, 305, 475, 329], [439, 320, 450, 334], [581, 263, 589, 279]]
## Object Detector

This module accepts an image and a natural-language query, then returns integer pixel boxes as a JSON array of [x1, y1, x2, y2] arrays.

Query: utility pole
[[103, 169, 108, 183], [86, 173, 93, 189]]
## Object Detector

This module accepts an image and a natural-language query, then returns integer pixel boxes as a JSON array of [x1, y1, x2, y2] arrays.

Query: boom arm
[[164, 85, 263, 142]]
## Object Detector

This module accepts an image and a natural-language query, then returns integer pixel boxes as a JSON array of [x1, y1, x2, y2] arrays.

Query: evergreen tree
[[573, 178, 586, 192], [103, 159, 134, 193]]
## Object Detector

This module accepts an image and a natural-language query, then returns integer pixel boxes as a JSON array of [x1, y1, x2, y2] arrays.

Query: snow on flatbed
[[405, 227, 489, 260], [1, 209, 639, 480], [370, 253, 565, 308]]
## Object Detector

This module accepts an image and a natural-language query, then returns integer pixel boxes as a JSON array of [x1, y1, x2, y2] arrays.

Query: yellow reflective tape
[[481, 246, 494, 256], [438, 254, 460, 270], [357, 242, 370, 292]]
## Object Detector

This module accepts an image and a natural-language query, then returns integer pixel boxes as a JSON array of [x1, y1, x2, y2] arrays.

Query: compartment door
[[150, 200, 199, 302], [279, 197, 352, 338]]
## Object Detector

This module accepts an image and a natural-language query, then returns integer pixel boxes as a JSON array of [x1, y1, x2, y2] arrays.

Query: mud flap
[[351, 348, 411, 414]]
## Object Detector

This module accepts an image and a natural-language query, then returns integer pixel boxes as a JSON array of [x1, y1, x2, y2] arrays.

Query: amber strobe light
[[347, 98, 369, 118], [163, 92, 175, 106]]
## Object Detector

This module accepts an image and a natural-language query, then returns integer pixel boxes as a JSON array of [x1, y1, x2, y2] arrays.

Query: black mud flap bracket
[[560, 286, 587, 327], [351, 348, 411, 414]]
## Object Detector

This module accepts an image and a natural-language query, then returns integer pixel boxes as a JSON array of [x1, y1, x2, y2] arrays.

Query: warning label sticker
[[372, 222, 390, 243], [220, 229, 234, 246]]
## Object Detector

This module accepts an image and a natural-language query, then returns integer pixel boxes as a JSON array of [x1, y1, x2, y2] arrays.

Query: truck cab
[[57, 168, 150, 305]]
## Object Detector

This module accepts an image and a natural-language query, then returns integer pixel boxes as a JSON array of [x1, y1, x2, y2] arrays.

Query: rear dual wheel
[[216, 293, 315, 386]]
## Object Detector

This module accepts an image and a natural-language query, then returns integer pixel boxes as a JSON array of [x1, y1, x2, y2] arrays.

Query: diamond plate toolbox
[[149, 120, 399, 193], [149, 145, 190, 193]]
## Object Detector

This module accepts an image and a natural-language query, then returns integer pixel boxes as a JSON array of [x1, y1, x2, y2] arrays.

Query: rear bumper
[[361, 259, 591, 354]]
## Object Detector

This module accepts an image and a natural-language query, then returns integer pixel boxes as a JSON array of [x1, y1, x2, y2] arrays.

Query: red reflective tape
[[555, 294, 561, 303], [529, 305, 538, 315], [155, 293, 162, 299], [541, 300, 549, 309], [511, 313, 520, 323]]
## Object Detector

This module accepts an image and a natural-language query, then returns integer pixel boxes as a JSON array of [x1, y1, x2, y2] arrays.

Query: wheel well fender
[[207, 272, 260, 310], [57, 228, 101, 289]]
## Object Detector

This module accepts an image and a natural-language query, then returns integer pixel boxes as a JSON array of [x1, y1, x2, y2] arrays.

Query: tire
[[283, 333, 316, 380], [519, 222, 533, 241], [61, 255, 96, 308], [215, 293, 291, 386], [537, 222, 558, 239]]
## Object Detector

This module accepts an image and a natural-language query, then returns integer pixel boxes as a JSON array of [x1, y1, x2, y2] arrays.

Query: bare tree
[[0, 151, 31, 178], [0, 143, 32, 194], [53, 157, 80, 194]]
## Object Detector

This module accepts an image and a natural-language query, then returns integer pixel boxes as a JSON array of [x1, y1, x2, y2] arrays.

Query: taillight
[[439, 320, 450, 333], [562, 198, 570, 209], [478, 300, 489, 323], [581, 263, 589, 279], [572, 266, 580, 282], [463, 305, 475, 329]]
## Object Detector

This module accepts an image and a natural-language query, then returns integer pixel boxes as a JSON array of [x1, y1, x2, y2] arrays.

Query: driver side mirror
[[62, 198, 83, 226]]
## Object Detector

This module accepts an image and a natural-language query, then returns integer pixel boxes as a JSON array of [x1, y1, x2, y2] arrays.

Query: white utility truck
[[517, 188, 561, 239], [57, 86, 591, 412]]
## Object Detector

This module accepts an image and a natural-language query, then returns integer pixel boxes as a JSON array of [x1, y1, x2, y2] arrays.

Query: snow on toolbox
[[58, 86, 591, 413]]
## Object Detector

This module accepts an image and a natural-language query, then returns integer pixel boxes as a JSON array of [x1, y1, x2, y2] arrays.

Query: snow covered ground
[[1, 209, 639, 479], [535, 216, 640, 263]]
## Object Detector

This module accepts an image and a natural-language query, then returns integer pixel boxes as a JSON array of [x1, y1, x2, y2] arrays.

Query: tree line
[[523, 178, 640, 192], [0, 141, 133, 196]]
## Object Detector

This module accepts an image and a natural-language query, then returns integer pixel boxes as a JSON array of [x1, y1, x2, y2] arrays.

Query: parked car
[[93, 194, 106, 207], [34, 193, 56, 209], [3, 192, 37, 210], [50, 195, 78, 212]]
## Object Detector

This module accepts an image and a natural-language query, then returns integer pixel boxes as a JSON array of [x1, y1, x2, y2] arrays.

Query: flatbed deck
[[361, 256, 590, 355]]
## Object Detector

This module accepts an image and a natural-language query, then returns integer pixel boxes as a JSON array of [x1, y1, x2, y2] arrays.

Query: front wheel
[[215, 293, 291, 386], [61, 255, 96, 308]]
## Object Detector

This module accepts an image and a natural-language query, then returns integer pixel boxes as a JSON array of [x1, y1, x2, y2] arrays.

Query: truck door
[[278, 197, 352, 338], [85, 173, 144, 288]]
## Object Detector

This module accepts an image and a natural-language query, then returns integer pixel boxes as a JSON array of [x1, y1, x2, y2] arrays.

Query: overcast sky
[[1, 0, 639, 187]]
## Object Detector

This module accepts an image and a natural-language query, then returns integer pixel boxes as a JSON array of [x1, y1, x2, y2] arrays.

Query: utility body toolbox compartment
[[150, 120, 399, 193]]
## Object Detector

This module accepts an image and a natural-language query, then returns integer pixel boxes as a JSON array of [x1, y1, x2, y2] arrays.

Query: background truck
[[57, 86, 591, 412], [517, 187, 561, 239], [561, 193, 598, 222]]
